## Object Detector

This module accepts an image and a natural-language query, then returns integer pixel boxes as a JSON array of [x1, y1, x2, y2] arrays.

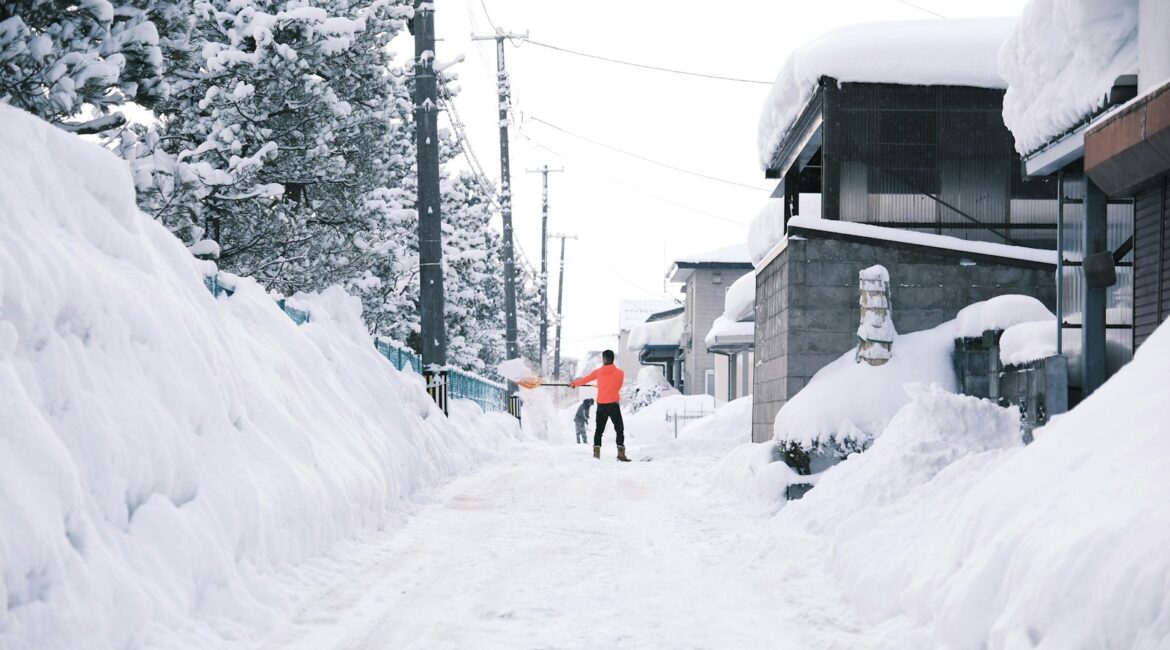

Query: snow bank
[[623, 394, 715, 445], [781, 319, 1170, 648], [954, 294, 1054, 338], [999, 0, 1138, 154], [626, 315, 684, 350], [774, 322, 957, 448], [0, 105, 523, 649], [758, 18, 1015, 169], [705, 443, 799, 515], [678, 395, 753, 445]]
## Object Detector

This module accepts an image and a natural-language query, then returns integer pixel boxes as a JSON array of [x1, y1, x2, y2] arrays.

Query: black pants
[[594, 402, 624, 447]]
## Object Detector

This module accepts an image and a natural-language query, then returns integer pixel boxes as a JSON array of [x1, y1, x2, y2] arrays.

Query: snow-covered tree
[[0, 0, 167, 131]]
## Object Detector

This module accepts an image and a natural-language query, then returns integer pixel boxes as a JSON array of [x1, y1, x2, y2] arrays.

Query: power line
[[523, 38, 772, 85], [893, 0, 946, 18], [526, 115, 771, 192], [518, 130, 749, 226]]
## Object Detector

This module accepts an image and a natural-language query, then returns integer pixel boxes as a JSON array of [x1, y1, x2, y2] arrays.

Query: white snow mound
[[0, 105, 524, 649]]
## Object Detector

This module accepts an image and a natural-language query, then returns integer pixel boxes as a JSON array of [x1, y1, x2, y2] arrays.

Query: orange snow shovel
[[515, 376, 572, 389]]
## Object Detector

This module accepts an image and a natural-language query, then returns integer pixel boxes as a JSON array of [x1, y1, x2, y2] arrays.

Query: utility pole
[[472, 29, 527, 386], [411, 0, 447, 412], [525, 165, 564, 375], [550, 233, 577, 379]]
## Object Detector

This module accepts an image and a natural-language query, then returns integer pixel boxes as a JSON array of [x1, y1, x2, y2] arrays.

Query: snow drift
[[780, 322, 1170, 648], [0, 105, 524, 649]]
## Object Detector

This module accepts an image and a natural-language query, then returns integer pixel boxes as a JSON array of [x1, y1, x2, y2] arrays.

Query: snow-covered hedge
[[0, 105, 524, 649]]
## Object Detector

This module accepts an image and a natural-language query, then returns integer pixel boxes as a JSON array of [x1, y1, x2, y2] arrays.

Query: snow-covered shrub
[[628, 366, 679, 413]]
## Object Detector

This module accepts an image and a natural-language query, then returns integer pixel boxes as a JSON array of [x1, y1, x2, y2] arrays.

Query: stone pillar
[[857, 265, 896, 366]]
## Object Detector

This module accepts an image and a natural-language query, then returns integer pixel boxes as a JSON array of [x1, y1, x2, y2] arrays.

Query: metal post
[[412, 0, 447, 412], [472, 30, 527, 390], [526, 165, 564, 375], [1082, 176, 1108, 396], [551, 233, 576, 379]]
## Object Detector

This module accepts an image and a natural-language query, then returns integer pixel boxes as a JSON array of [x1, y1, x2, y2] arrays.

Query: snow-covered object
[[626, 315, 684, 351], [954, 293, 1055, 338], [856, 265, 896, 364], [781, 319, 1170, 648], [774, 321, 957, 448], [497, 357, 536, 382], [0, 106, 524, 648], [704, 316, 754, 349], [999, 0, 1138, 154], [722, 272, 756, 322], [779, 215, 1058, 265], [628, 366, 680, 413], [999, 318, 1059, 365], [673, 242, 752, 265], [706, 442, 799, 515], [757, 18, 1015, 170]]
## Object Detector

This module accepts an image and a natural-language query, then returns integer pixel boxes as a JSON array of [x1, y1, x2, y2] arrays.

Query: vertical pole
[[553, 234, 568, 379], [412, 0, 447, 411], [1056, 172, 1065, 356], [1082, 177, 1108, 396], [495, 37, 519, 376], [540, 167, 549, 372]]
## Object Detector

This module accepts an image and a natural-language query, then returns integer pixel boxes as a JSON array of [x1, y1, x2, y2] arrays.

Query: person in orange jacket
[[568, 349, 631, 462]]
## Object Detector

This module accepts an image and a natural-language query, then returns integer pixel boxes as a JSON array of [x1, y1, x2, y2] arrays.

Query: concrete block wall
[[751, 234, 1057, 443]]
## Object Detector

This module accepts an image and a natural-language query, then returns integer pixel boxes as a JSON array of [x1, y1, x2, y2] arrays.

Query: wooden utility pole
[[525, 165, 564, 374], [411, 0, 447, 411], [471, 29, 527, 382], [550, 233, 577, 379]]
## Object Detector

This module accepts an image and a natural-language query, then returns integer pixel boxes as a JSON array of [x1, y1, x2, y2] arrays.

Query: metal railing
[[202, 272, 510, 414], [665, 407, 713, 438]]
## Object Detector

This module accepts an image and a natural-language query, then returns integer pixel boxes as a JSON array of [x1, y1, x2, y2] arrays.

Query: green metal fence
[[203, 272, 508, 413]]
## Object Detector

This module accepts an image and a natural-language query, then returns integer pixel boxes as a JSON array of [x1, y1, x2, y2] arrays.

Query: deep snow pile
[[757, 18, 1014, 169], [0, 105, 524, 649], [773, 322, 957, 449], [623, 393, 715, 445], [778, 322, 1170, 648], [999, 0, 1138, 154]]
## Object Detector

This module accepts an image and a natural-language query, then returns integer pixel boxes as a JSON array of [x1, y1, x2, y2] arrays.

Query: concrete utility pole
[[550, 233, 577, 379], [472, 29, 527, 382], [525, 165, 564, 374], [411, 0, 447, 412]]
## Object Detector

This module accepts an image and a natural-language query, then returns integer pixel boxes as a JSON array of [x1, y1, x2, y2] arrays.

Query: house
[[1000, 0, 1167, 398], [626, 306, 685, 388], [749, 18, 1061, 443], [704, 271, 755, 405], [616, 299, 682, 383], [666, 244, 754, 396]]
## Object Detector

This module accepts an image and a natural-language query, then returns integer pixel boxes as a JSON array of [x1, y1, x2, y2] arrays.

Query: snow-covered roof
[[704, 316, 754, 350], [954, 295, 1054, 339], [999, 0, 1138, 155], [626, 315, 684, 351], [619, 299, 681, 331], [673, 243, 752, 266], [758, 215, 1058, 270], [722, 272, 755, 323], [758, 18, 1016, 170]]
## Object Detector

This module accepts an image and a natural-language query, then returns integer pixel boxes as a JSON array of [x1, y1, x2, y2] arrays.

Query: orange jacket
[[570, 364, 624, 404]]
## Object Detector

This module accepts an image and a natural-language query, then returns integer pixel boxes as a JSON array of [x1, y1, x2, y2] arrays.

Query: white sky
[[416, 0, 1030, 364]]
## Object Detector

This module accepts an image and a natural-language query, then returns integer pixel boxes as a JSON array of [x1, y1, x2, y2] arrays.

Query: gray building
[[667, 245, 753, 396]]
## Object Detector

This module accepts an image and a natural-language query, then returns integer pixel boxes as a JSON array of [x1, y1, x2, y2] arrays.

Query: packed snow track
[[257, 445, 870, 650]]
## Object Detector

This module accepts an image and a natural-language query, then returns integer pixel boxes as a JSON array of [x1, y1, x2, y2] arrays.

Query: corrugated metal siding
[[1134, 178, 1169, 347], [821, 83, 1058, 248]]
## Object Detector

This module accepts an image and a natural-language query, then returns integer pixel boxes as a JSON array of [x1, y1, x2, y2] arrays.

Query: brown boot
[[617, 446, 631, 462], [593, 445, 601, 460]]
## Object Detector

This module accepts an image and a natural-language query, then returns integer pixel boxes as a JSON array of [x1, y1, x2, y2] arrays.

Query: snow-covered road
[[255, 444, 871, 650]]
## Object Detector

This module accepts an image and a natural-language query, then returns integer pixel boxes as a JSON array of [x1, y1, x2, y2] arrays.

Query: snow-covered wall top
[[757, 18, 1016, 170], [999, 0, 1138, 155], [779, 215, 1058, 266], [626, 315, 684, 351]]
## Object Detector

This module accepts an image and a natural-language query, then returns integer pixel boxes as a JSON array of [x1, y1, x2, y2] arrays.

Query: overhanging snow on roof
[[757, 17, 1015, 171], [704, 316, 754, 353], [1000, 0, 1138, 156], [626, 314, 684, 351]]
